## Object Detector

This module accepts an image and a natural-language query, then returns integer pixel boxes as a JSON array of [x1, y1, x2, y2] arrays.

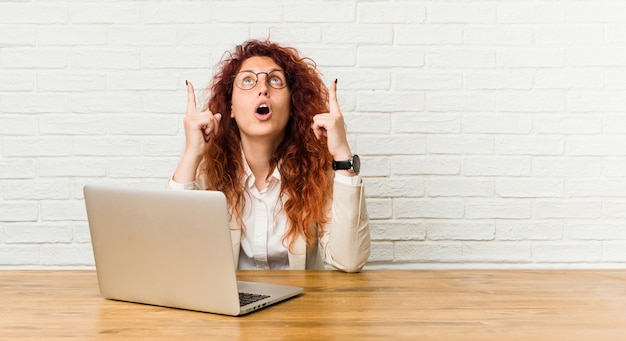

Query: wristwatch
[[332, 154, 360, 175]]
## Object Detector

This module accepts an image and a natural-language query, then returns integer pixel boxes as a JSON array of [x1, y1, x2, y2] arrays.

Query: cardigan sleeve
[[167, 177, 198, 190], [318, 179, 370, 273]]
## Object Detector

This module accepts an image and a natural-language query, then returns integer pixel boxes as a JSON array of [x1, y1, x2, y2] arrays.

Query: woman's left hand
[[312, 79, 353, 161]]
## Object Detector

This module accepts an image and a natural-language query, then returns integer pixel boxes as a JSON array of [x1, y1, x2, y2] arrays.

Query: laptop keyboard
[[239, 292, 270, 306]]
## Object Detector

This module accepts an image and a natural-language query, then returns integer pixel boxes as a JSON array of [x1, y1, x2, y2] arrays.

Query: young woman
[[169, 39, 369, 272]]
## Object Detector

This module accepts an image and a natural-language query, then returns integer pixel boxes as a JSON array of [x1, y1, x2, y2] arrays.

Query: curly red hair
[[196, 39, 334, 250]]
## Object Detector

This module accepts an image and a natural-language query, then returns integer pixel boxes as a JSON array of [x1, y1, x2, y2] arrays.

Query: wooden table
[[1, 270, 626, 340]]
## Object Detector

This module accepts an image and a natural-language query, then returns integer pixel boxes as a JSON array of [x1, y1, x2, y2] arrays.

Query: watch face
[[352, 154, 360, 174]]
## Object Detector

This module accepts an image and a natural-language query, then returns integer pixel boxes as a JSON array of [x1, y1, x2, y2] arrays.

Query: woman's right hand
[[172, 81, 222, 183], [183, 80, 222, 157]]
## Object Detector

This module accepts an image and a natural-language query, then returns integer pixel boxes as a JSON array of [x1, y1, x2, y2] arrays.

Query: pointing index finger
[[329, 78, 341, 115], [186, 80, 197, 114]]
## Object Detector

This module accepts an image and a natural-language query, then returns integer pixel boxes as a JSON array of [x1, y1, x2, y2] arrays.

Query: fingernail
[[334, 79, 338, 84], [185, 80, 188, 86]]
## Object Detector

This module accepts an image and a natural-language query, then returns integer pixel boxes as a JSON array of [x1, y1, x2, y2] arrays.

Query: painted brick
[[465, 199, 532, 219], [37, 72, 107, 92], [2, 137, 73, 157], [0, 159, 37, 179], [364, 177, 424, 198], [69, 4, 139, 24], [396, 71, 463, 91], [535, 70, 604, 90], [70, 50, 140, 69], [284, 4, 354, 23], [370, 220, 426, 241], [2, 0, 626, 269], [465, 71, 533, 90], [465, 26, 532, 45], [532, 243, 602, 263], [72, 138, 142, 157], [0, 116, 36, 135], [392, 156, 461, 176], [395, 199, 465, 219], [109, 26, 177, 46], [498, 4, 565, 23], [463, 115, 532, 134], [4, 224, 73, 244], [396, 114, 460, 134], [0, 4, 67, 24], [3, 180, 72, 200], [1, 93, 68, 114], [395, 242, 463, 262], [567, 223, 626, 240], [0, 48, 67, 68], [38, 158, 107, 177], [426, 49, 495, 68], [40, 200, 88, 222], [496, 221, 564, 241], [496, 91, 565, 112], [536, 115, 602, 134], [426, 92, 495, 112], [533, 157, 602, 177], [603, 242, 626, 262], [0, 246, 40, 265], [463, 157, 531, 177], [533, 200, 602, 219], [37, 25, 107, 46], [358, 134, 425, 156], [427, 222, 495, 241], [0, 25, 36, 46], [41, 244, 94, 266], [323, 24, 392, 44], [39, 115, 108, 135], [426, 178, 494, 197], [427, 135, 494, 155], [495, 135, 564, 156], [395, 25, 462, 45], [0, 203, 39, 222], [429, 4, 496, 24], [368, 241, 394, 262], [365, 198, 392, 220], [462, 243, 530, 262], [357, 91, 424, 112], [358, 3, 425, 24], [0, 71, 35, 91], [496, 179, 563, 198], [142, 3, 212, 24]]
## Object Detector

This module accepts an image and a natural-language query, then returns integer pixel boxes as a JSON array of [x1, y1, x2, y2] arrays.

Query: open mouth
[[256, 104, 270, 115]]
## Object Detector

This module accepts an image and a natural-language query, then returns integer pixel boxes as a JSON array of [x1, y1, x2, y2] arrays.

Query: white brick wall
[[2, 0, 626, 269]]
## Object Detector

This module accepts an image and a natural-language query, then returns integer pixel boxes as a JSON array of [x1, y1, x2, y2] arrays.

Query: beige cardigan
[[173, 179, 370, 273], [229, 181, 370, 273]]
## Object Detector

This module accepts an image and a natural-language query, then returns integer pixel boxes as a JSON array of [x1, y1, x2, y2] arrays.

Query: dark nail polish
[[185, 80, 188, 86], [334, 79, 338, 84]]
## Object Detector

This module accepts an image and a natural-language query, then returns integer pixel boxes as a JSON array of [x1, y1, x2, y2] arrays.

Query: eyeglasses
[[233, 70, 289, 90]]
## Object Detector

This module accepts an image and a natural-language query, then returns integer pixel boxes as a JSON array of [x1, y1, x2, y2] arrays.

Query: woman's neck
[[240, 137, 282, 190]]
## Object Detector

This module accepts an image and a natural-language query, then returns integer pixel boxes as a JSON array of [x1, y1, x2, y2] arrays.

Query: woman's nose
[[256, 74, 269, 96]]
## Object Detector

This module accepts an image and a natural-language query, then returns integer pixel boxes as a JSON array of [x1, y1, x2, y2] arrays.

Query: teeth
[[257, 104, 269, 115]]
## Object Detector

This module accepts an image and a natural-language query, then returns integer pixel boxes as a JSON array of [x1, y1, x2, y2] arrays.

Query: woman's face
[[230, 56, 291, 146]]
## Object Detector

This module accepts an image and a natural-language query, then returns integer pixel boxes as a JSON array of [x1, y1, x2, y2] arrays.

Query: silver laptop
[[83, 184, 303, 316]]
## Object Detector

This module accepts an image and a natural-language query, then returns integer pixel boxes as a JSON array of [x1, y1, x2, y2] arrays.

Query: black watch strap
[[332, 159, 351, 170], [332, 155, 360, 174]]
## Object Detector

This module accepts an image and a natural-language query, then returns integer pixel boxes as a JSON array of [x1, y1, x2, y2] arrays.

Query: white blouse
[[169, 158, 360, 270]]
